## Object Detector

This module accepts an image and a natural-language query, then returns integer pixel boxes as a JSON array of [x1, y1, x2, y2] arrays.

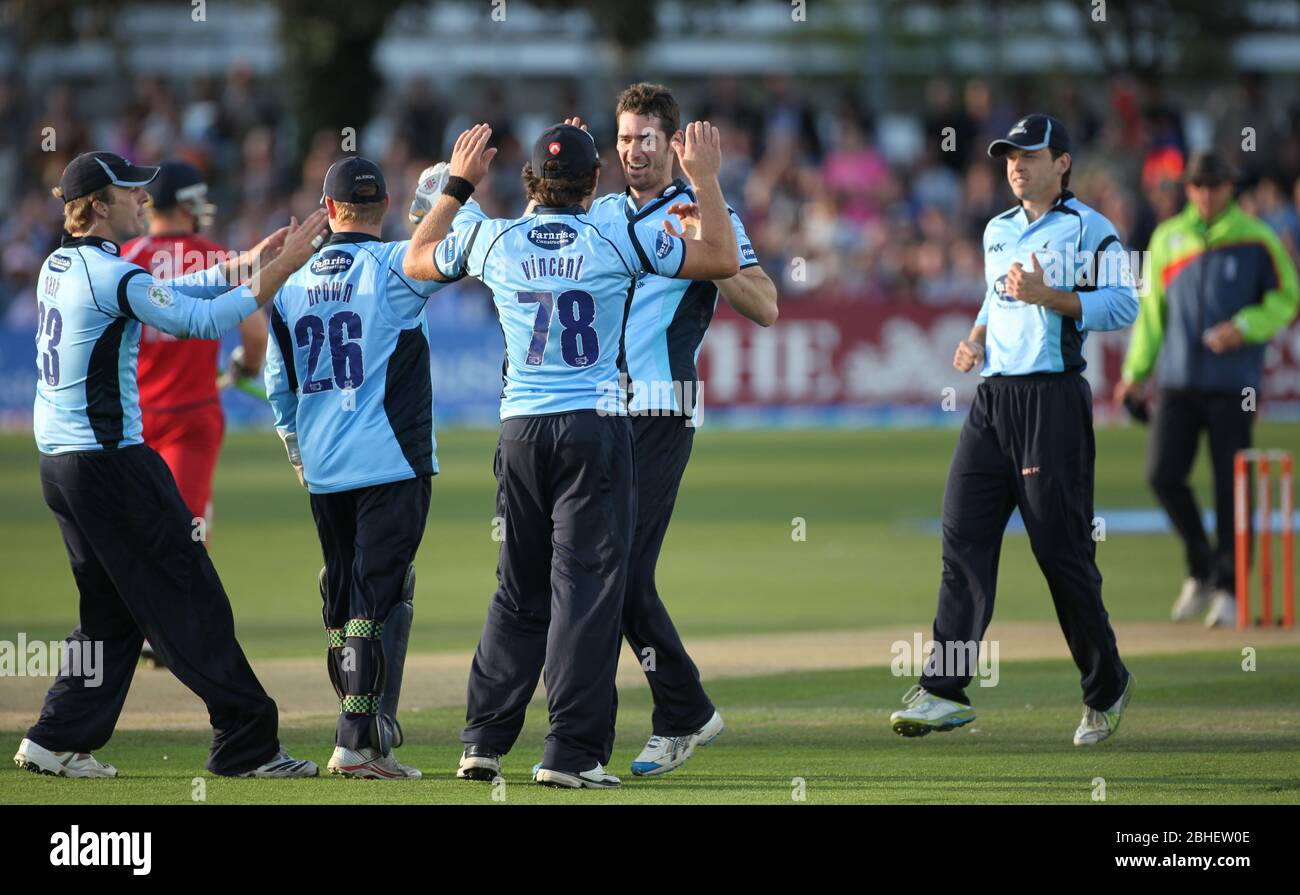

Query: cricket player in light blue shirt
[[402, 120, 740, 788], [582, 83, 779, 778], [263, 156, 452, 780], [890, 115, 1138, 747]]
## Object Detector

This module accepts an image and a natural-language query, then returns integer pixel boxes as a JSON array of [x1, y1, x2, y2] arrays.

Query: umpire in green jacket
[[1115, 150, 1300, 627]]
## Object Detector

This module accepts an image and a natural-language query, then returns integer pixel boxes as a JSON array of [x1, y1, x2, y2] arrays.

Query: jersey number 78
[[516, 290, 599, 368]]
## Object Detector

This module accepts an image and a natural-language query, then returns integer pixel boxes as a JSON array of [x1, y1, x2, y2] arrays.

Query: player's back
[[458, 206, 682, 419], [269, 233, 441, 493], [122, 232, 227, 410]]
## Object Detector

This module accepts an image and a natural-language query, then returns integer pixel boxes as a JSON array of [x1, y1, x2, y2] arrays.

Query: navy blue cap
[[58, 151, 159, 202], [987, 114, 1071, 158], [146, 161, 206, 209], [321, 157, 387, 204], [531, 124, 599, 180]]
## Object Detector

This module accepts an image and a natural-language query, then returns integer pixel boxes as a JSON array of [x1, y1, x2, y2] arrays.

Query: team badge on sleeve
[[147, 283, 174, 308], [441, 234, 458, 266], [654, 230, 675, 259]]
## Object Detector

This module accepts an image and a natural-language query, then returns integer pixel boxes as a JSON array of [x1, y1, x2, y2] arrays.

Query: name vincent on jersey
[[519, 253, 587, 281]]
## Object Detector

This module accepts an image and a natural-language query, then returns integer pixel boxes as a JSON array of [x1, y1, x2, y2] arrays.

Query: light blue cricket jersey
[[976, 191, 1138, 375], [434, 202, 686, 419], [33, 233, 257, 454], [264, 233, 447, 494], [588, 178, 759, 416]]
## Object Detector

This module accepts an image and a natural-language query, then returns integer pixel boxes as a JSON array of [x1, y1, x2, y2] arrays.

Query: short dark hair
[[615, 82, 680, 137], [522, 159, 602, 208], [1050, 147, 1072, 188]]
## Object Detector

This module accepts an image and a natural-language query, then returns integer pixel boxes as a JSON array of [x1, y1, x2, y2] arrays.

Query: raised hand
[[563, 117, 589, 133], [256, 224, 290, 256], [663, 201, 701, 239], [449, 123, 498, 185], [279, 209, 331, 268], [409, 162, 451, 225], [672, 121, 723, 184]]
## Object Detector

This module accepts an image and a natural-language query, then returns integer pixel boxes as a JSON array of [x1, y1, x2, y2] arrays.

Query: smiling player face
[[1004, 148, 1069, 205], [617, 111, 676, 193]]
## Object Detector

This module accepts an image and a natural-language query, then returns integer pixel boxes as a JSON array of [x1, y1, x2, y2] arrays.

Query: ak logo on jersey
[[527, 222, 578, 250], [440, 233, 457, 266], [654, 230, 675, 259], [741, 243, 757, 263], [310, 250, 354, 276], [48, 255, 72, 273]]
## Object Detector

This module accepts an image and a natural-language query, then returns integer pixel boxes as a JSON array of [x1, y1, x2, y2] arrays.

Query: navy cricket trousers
[[28, 445, 280, 775], [1147, 388, 1254, 592], [462, 411, 635, 772], [311, 474, 431, 750], [920, 372, 1129, 710], [602, 414, 715, 763]]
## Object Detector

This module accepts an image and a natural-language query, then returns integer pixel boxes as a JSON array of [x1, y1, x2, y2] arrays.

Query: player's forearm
[[718, 266, 778, 327], [404, 195, 463, 282], [688, 176, 740, 279], [1044, 290, 1083, 320], [969, 324, 987, 346], [238, 308, 269, 370], [245, 253, 304, 307]]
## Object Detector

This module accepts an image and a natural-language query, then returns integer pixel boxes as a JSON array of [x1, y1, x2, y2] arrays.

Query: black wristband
[[443, 176, 475, 203]]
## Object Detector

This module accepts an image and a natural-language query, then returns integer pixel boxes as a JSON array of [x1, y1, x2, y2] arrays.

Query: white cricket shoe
[[238, 749, 319, 778], [328, 746, 421, 779], [630, 710, 725, 777], [1171, 577, 1213, 621], [1074, 674, 1135, 746], [13, 738, 117, 778], [533, 762, 621, 789], [890, 685, 976, 737], [1204, 591, 1237, 628]]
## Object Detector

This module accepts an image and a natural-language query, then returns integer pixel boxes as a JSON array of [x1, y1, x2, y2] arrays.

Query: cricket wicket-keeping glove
[[277, 428, 306, 488], [408, 162, 451, 225]]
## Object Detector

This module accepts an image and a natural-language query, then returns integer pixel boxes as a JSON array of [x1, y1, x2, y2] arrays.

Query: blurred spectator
[[3, 63, 1298, 318]]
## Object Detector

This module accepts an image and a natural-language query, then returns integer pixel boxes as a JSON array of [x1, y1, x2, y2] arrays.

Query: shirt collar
[[532, 205, 586, 216], [1189, 198, 1237, 228], [325, 231, 382, 245], [624, 178, 691, 221], [1016, 190, 1076, 226], [60, 233, 121, 255]]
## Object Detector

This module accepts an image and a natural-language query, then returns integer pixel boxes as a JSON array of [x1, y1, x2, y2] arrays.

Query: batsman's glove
[[409, 162, 451, 226], [217, 345, 259, 390], [277, 428, 306, 488]]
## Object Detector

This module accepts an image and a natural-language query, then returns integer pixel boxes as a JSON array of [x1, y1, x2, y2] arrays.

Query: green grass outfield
[[2, 425, 1299, 804], [3, 650, 1298, 804]]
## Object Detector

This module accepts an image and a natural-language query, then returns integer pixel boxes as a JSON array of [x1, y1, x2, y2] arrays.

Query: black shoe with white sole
[[456, 744, 502, 781]]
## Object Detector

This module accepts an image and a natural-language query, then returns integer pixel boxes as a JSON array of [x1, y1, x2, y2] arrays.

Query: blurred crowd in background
[[3, 67, 1300, 327]]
